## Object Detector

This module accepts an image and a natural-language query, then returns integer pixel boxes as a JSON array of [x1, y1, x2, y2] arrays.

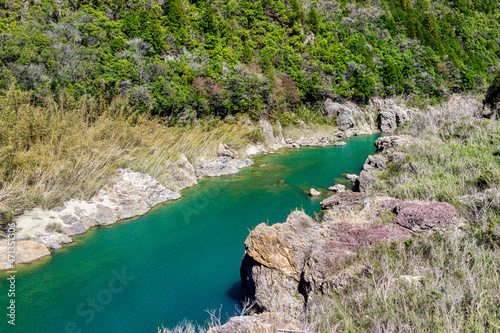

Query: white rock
[[310, 188, 321, 197], [346, 174, 359, 183], [328, 184, 346, 192]]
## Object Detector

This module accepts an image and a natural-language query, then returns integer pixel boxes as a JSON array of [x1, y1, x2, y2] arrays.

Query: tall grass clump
[[308, 233, 500, 333], [0, 86, 255, 213]]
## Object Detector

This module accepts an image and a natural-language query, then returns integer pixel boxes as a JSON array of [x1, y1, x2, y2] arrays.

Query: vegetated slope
[[0, 0, 499, 213], [0, 0, 499, 119], [306, 106, 500, 332]]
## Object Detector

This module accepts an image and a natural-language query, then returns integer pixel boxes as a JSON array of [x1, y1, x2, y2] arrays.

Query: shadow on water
[[226, 281, 242, 301]]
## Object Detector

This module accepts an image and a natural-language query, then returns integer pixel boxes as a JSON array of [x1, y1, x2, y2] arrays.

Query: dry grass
[[282, 122, 340, 141], [307, 232, 500, 333], [0, 86, 256, 213]]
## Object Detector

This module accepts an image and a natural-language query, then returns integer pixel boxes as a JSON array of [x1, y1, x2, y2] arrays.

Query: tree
[[163, 0, 186, 28], [484, 72, 500, 116]]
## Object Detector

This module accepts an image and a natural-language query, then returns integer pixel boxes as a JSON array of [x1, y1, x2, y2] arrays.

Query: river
[[0, 134, 380, 332]]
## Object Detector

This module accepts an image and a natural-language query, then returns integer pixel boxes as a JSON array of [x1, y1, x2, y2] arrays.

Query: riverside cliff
[[211, 94, 489, 332]]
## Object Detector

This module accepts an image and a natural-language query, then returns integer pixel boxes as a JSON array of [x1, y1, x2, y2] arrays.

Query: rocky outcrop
[[358, 135, 414, 193], [240, 194, 457, 320], [208, 312, 302, 333], [324, 99, 377, 136], [195, 156, 254, 177], [7, 169, 182, 268], [374, 135, 413, 152], [260, 118, 286, 150], [170, 154, 198, 190], [0, 240, 52, 270], [369, 98, 414, 133], [392, 201, 456, 231]]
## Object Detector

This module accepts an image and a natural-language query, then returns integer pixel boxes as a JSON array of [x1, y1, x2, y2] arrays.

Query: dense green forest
[[0, 0, 499, 121]]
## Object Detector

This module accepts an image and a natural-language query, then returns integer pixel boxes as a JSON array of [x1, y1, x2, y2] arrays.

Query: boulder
[[217, 143, 235, 158], [310, 188, 321, 197], [171, 154, 198, 190], [328, 184, 346, 192], [358, 170, 378, 193], [345, 174, 359, 183], [0, 240, 51, 270], [334, 141, 347, 146]]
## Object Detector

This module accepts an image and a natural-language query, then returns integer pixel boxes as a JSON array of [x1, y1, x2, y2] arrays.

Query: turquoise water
[[0, 134, 379, 333]]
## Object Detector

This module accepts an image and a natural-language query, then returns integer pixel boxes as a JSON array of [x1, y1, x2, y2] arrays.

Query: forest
[[0, 0, 499, 212], [0, 0, 499, 122]]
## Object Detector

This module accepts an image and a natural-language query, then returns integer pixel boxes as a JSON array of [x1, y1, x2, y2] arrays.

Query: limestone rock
[[217, 143, 235, 158], [328, 184, 346, 192], [310, 188, 321, 197], [337, 108, 356, 131], [195, 156, 253, 177], [245, 144, 267, 157], [324, 99, 377, 135], [171, 154, 198, 190], [0, 240, 51, 270], [346, 174, 359, 183], [8, 169, 182, 267], [259, 118, 285, 150], [370, 98, 414, 133], [334, 140, 347, 146]]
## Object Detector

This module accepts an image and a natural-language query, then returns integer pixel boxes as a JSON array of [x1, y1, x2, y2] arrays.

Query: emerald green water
[[0, 134, 379, 333]]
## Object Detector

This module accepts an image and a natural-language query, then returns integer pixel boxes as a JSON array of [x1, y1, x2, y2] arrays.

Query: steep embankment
[[211, 95, 500, 332]]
